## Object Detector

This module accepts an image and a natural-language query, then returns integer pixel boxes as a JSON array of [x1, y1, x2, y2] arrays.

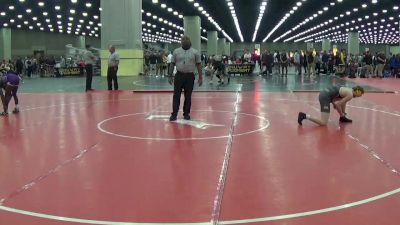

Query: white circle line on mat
[[97, 110, 270, 141], [1, 188, 399, 225]]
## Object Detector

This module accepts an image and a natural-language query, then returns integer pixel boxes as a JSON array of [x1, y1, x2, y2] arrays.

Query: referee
[[168, 36, 203, 121], [107, 45, 120, 90]]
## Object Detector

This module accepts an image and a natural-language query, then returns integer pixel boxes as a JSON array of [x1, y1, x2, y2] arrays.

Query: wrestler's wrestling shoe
[[339, 116, 352, 123], [0, 112, 8, 116], [12, 108, 19, 114], [298, 112, 306, 125]]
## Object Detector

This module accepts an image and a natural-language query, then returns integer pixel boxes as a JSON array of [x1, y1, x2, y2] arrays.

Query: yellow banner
[[227, 64, 254, 74]]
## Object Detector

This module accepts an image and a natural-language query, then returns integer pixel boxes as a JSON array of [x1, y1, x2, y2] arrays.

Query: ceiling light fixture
[[263, 0, 308, 42], [252, 0, 268, 42]]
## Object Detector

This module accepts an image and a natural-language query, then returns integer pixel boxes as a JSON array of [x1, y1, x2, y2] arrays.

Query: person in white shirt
[[243, 49, 252, 64], [167, 52, 173, 75], [294, 50, 301, 75], [107, 45, 120, 90], [83, 45, 96, 91]]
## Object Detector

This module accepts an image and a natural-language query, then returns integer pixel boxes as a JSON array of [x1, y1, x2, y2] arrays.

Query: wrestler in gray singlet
[[319, 86, 342, 113]]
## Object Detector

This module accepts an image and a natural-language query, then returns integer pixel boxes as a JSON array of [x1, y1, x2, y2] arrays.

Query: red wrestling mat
[[1, 91, 399, 225]]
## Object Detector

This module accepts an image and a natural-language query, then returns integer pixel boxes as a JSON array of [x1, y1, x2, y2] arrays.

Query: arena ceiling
[[0, 0, 399, 44]]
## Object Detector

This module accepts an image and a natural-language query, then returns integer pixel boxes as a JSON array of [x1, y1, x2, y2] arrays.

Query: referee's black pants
[[107, 67, 119, 90], [172, 72, 195, 117]]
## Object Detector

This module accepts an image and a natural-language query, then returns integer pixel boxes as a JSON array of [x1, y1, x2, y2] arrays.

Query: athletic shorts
[[319, 92, 331, 113], [6, 74, 20, 86]]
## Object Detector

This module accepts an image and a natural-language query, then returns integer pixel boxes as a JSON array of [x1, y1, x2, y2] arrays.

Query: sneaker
[[339, 116, 352, 123], [0, 112, 8, 117], [169, 115, 177, 121], [12, 108, 19, 114], [183, 115, 191, 120], [298, 112, 306, 125]]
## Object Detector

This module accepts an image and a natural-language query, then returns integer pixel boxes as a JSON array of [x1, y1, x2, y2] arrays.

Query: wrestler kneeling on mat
[[0, 66, 21, 116], [298, 85, 364, 126]]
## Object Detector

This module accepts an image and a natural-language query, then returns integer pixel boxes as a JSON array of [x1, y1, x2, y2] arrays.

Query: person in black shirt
[[321, 51, 329, 74], [281, 52, 288, 76], [15, 58, 24, 76]]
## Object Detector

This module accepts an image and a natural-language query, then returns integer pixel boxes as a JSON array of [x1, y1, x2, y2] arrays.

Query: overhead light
[[225, 0, 244, 42], [71, 0, 78, 3], [267, 0, 309, 42], [9, 6, 15, 10], [26, 9, 32, 13], [152, 0, 158, 3], [253, 0, 268, 42], [55, 6, 61, 10], [70, 9, 76, 14], [38, 2, 44, 7], [86, 3, 92, 7]]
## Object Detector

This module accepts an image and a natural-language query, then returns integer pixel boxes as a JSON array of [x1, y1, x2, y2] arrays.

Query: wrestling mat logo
[[146, 115, 225, 129]]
